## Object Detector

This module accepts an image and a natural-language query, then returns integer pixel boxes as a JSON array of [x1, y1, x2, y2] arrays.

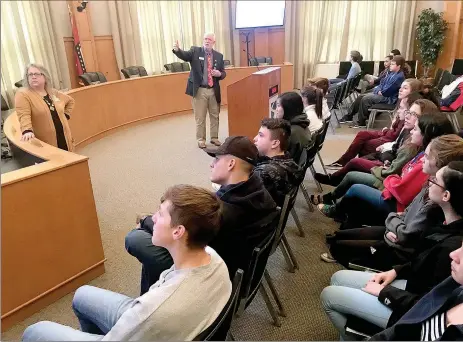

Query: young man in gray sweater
[[22, 185, 232, 341]]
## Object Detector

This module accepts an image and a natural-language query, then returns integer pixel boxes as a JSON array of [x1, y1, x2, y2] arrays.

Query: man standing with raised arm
[[173, 33, 226, 149]]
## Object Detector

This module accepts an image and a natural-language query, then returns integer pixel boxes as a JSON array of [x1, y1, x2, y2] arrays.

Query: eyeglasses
[[404, 110, 417, 117], [428, 176, 446, 190], [27, 72, 44, 78]]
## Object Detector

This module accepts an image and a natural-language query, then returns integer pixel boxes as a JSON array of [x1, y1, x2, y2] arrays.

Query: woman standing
[[15, 64, 75, 151]]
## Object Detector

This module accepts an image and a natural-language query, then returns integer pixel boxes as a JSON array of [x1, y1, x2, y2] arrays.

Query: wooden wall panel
[[65, 35, 121, 88], [239, 27, 285, 66], [268, 28, 285, 65], [94, 36, 121, 81], [436, 0, 463, 70]]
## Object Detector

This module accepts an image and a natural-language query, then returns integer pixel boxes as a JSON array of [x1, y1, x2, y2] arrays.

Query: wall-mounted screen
[[235, 1, 285, 29]]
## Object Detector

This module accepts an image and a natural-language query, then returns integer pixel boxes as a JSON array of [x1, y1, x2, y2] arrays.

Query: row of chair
[[249, 57, 273, 66]]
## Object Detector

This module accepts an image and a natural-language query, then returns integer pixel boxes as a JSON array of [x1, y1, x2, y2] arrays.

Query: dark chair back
[[79, 72, 107, 86], [451, 59, 463, 76], [181, 62, 190, 71], [120, 66, 148, 79], [406, 60, 417, 78], [164, 62, 184, 73], [270, 187, 299, 255], [317, 119, 330, 152], [193, 269, 244, 341], [338, 61, 351, 77], [1, 95, 9, 111], [329, 81, 347, 110], [241, 214, 279, 308], [265, 57, 273, 65], [359, 61, 374, 76], [437, 70, 454, 91], [433, 68, 444, 88], [249, 58, 258, 66], [224, 59, 231, 66]]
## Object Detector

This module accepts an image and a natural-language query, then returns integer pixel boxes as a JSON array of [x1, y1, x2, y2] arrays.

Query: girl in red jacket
[[318, 113, 455, 227]]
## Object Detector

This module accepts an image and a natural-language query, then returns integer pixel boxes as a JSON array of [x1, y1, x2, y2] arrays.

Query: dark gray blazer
[[173, 46, 226, 103]]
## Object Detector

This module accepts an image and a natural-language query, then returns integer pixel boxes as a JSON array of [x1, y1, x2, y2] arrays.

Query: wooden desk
[[1, 64, 293, 330]]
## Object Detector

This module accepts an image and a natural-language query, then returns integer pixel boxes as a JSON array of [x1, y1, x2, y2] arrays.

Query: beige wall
[[49, 0, 112, 38]]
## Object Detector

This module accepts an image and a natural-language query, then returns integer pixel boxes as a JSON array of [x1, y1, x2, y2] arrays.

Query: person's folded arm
[[380, 146, 418, 178], [381, 75, 404, 98]]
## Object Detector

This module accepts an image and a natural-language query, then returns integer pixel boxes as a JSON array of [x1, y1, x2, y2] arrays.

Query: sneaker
[[198, 140, 207, 149], [210, 138, 222, 146], [349, 121, 366, 128], [320, 252, 337, 263], [326, 162, 343, 170], [339, 115, 353, 124], [136, 212, 153, 224], [317, 204, 338, 218]]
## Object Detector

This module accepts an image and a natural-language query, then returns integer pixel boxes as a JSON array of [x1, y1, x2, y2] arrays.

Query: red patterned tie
[[207, 53, 213, 87]]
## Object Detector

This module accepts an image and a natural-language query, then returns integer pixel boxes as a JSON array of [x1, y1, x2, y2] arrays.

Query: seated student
[[306, 77, 331, 120], [370, 243, 463, 340], [390, 48, 401, 56], [340, 55, 406, 128], [22, 185, 232, 341], [328, 50, 363, 91], [363, 56, 392, 92], [324, 80, 423, 172], [316, 114, 454, 227], [253, 118, 304, 206], [300, 84, 324, 134], [313, 99, 437, 199], [322, 135, 463, 265], [275, 92, 312, 163], [125, 136, 277, 294], [321, 162, 463, 340]]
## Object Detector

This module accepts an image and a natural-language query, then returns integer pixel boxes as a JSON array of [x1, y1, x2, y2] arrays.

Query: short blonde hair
[[23, 63, 52, 91]]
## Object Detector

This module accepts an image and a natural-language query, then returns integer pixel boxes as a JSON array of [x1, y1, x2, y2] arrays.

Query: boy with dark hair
[[253, 118, 304, 206]]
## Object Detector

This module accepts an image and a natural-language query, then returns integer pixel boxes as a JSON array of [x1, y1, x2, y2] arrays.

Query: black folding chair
[[406, 60, 418, 78], [366, 103, 396, 130], [437, 70, 454, 93], [316, 120, 330, 175], [237, 223, 283, 326], [193, 269, 244, 341], [433, 68, 444, 88]]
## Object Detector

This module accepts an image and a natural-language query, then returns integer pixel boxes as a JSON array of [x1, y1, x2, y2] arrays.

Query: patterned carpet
[[2, 110, 357, 340]]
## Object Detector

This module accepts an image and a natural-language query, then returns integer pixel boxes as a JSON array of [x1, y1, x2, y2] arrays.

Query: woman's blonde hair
[[403, 78, 423, 93], [22, 63, 53, 91], [430, 134, 463, 169]]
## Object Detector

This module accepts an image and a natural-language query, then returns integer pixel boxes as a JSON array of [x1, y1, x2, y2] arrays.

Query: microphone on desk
[[243, 50, 261, 71]]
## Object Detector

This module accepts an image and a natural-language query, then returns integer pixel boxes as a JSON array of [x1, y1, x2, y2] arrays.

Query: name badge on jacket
[[199, 56, 204, 60]]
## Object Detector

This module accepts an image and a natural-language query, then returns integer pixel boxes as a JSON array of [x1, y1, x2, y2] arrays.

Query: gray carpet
[[2, 110, 357, 341]]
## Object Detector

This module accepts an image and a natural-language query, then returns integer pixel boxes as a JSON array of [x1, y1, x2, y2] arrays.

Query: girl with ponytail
[[300, 84, 324, 134]]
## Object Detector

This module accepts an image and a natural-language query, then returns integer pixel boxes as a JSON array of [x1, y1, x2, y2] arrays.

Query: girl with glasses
[[15, 64, 75, 151], [321, 161, 463, 340]]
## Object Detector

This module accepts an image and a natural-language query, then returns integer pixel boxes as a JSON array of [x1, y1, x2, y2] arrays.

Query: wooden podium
[[227, 67, 281, 139]]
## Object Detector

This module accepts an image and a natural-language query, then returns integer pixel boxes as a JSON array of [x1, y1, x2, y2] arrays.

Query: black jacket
[[253, 153, 304, 207], [377, 218, 463, 326], [173, 46, 226, 103], [211, 173, 278, 279], [370, 277, 463, 341], [287, 113, 312, 163]]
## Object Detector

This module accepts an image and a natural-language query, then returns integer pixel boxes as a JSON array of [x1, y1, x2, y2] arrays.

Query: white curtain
[[135, 1, 232, 74], [1, 1, 70, 105], [285, 0, 417, 88], [108, 0, 143, 72]]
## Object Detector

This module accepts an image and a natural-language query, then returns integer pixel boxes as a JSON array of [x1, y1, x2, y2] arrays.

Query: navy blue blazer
[[173, 46, 226, 104], [370, 277, 463, 340]]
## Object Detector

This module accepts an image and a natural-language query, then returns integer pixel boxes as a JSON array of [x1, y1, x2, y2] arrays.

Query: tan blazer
[[15, 88, 75, 151]]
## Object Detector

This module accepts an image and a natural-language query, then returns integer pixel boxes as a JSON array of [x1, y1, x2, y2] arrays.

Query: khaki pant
[[192, 87, 219, 141]]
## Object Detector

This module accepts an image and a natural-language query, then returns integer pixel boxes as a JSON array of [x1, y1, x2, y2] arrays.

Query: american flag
[[68, 4, 86, 75]]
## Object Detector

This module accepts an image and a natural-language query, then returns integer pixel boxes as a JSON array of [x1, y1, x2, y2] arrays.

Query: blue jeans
[[22, 286, 135, 341], [321, 270, 407, 340], [125, 216, 173, 295], [331, 172, 378, 200], [338, 184, 396, 227]]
